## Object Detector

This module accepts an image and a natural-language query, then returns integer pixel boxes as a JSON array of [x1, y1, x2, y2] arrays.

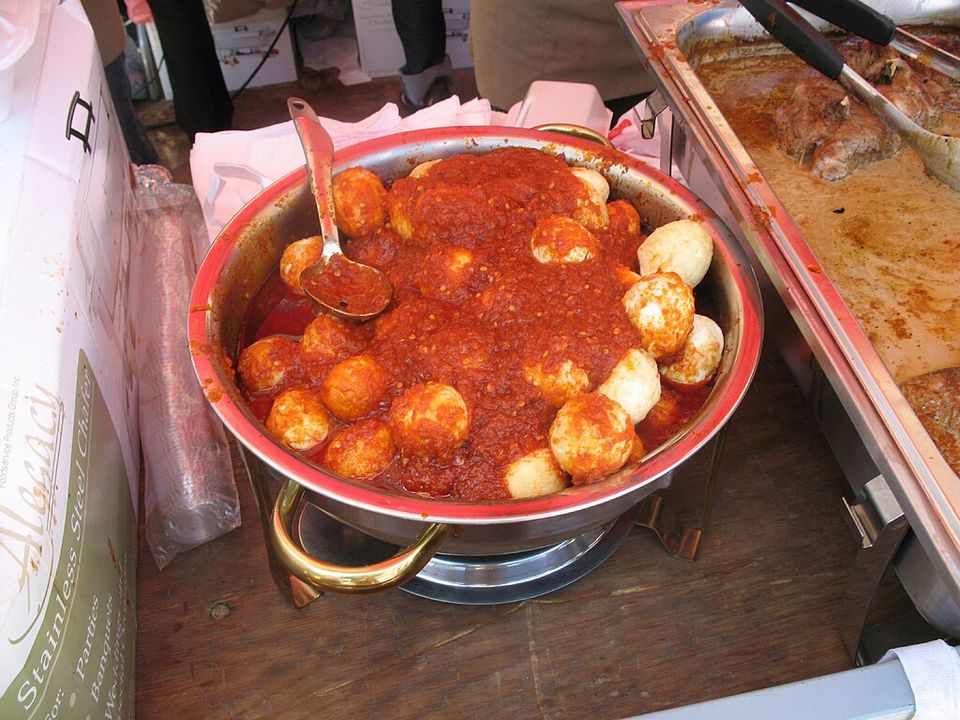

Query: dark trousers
[[146, 0, 233, 141], [391, 0, 446, 74], [104, 53, 161, 165]]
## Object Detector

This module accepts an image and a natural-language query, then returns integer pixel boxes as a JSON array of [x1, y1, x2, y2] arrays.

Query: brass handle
[[270, 478, 449, 594], [532, 123, 613, 148]]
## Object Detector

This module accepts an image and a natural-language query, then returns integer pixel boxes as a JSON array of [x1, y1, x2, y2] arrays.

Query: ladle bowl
[[287, 97, 393, 320]]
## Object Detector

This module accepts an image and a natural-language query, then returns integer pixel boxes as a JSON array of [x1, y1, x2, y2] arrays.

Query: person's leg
[[391, 0, 452, 111], [146, 0, 233, 141], [392, 0, 445, 73], [103, 52, 161, 165]]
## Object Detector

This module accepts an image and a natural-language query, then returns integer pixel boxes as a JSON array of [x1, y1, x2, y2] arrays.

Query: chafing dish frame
[[616, 0, 960, 642]]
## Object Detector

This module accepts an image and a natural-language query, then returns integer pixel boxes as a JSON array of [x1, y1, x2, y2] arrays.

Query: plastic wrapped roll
[[133, 166, 240, 569]]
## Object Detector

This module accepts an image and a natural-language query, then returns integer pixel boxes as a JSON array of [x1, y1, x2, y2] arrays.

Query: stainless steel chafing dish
[[616, 0, 960, 645], [189, 126, 762, 600]]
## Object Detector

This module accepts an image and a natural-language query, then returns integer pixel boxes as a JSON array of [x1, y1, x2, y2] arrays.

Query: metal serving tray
[[616, 0, 960, 638]]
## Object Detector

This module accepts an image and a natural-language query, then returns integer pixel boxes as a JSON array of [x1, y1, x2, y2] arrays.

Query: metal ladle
[[288, 97, 393, 320], [740, 0, 960, 192]]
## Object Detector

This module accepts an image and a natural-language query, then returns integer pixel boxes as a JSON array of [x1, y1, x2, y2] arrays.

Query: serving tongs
[[789, 0, 960, 81], [740, 0, 960, 192]]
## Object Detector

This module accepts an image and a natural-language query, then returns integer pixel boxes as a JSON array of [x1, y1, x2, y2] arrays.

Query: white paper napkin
[[189, 95, 498, 244], [881, 639, 960, 718], [188, 85, 673, 247]]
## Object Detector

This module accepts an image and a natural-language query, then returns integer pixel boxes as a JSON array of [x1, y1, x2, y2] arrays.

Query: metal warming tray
[[617, 0, 960, 639]]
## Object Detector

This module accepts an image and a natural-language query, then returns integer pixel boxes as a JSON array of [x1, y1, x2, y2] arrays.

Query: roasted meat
[[900, 367, 960, 476], [775, 39, 956, 181], [776, 78, 901, 181]]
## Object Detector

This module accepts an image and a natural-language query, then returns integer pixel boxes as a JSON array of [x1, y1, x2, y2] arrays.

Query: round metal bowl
[[189, 126, 763, 592]]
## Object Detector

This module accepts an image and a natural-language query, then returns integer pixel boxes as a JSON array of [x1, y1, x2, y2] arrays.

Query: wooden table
[[135, 347, 908, 719]]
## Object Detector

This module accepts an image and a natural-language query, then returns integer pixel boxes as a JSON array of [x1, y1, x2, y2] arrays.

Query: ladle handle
[[288, 97, 340, 258], [740, 0, 845, 80], [789, 0, 896, 47]]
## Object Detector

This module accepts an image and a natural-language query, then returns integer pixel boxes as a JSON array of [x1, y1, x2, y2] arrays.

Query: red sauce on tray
[[239, 147, 714, 501]]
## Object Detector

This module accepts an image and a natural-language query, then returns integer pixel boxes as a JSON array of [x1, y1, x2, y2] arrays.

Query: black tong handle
[[790, 0, 896, 46], [740, 0, 846, 79]]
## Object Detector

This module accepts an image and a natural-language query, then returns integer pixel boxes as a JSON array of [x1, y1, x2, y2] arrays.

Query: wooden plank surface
[[136, 69, 911, 719], [135, 347, 892, 719]]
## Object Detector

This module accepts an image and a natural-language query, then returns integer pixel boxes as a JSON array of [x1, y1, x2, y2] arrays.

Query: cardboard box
[[144, 6, 297, 100], [208, 0, 291, 24], [212, 7, 298, 91], [352, 0, 472, 78], [0, 1, 139, 717]]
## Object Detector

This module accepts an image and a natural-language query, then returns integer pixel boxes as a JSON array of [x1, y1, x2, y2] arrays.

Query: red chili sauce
[[239, 147, 713, 501], [301, 253, 392, 316]]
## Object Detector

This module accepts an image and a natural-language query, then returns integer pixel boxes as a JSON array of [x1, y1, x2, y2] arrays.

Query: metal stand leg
[[840, 474, 909, 662], [629, 90, 674, 176], [239, 445, 323, 609], [660, 109, 676, 177], [635, 424, 728, 562], [135, 24, 163, 102]]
